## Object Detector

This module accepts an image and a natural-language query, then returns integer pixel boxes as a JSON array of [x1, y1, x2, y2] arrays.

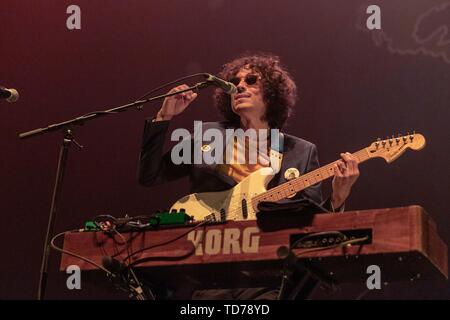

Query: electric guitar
[[170, 133, 426, 222]]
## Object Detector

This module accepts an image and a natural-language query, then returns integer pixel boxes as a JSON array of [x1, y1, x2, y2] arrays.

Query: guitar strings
[[218, 149, 368, 221]]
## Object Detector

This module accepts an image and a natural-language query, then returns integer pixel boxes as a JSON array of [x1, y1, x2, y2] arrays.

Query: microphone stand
[[19, 80, 211, 300]]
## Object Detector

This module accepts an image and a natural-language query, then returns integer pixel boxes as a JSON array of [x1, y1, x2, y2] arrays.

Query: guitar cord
[[89, 214, 209, 262], [50, 229, 154, 300], [50, 219, 209, 299], [123, 220, 209, 262], [50, 230, 114, 276]]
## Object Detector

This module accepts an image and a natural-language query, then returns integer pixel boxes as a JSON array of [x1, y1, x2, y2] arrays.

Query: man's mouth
[[234, 93, 251, 100]]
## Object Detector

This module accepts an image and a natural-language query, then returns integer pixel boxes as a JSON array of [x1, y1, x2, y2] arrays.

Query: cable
[[123, 220, 209, 262], [112, 229, 133, 267], [80, 73, 208, 118], [85, 215, 211, 298], [135, 73, 208, 101], [50, 230, 114, 276], [129, 241, 198, 267], [52, 228, 156, 300], [277, 235, 369, 300]]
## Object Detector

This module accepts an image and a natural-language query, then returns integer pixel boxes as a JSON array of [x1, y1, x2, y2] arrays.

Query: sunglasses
[[229, 74, 259, 86]]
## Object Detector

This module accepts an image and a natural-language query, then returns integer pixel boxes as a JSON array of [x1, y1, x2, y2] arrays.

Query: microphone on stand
[[0, 86, 19, 103], [203, 74, 238, 94]]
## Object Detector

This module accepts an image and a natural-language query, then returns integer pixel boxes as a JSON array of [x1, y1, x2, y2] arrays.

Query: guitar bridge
[[220, 208, 226, 221]]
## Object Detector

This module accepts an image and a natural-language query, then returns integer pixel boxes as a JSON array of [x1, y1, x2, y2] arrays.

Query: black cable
[[91, 214, 156, 259], [89, 215, 211, 297], [80, 73, 208, 118], [129, 242, 198, 267], [277, 235, 369, 300], [110, 228, 151, 300], [50, 230, 114, 276], [112, 229, 133, 267], [135, 73, 208, 101], [123, 220, 209, 262], [104, 219, 210, 299], [52, 229, 155, 300]]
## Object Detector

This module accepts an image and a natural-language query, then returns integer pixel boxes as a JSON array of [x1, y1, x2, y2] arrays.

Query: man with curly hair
[[138, 53, 359, 299]]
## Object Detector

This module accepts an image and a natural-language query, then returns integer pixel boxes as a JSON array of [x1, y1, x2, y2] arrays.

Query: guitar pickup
[[241, 199, 248, 219]]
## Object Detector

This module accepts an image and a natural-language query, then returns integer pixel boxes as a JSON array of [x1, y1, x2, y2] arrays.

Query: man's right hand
[[154, 84, 198, 121]]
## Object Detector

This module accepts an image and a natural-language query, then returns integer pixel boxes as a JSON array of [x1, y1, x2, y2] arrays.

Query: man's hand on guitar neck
[[331, 152, 360, 210]]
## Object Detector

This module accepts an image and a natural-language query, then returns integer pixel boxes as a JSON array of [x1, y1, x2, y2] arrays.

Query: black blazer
[[138, 120, 334, 212]]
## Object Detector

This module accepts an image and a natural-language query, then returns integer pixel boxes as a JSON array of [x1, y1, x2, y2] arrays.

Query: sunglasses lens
[[229, 74, 258, 86], [229, 77, 240, 86], [245, 75, 258, 85]]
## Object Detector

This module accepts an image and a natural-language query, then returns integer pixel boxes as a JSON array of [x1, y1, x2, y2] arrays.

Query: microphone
[[0, 86, 19, 103], [204, 74, 237, 94]]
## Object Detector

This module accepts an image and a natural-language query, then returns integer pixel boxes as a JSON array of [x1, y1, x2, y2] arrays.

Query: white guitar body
[[170, 167, 275, 222], [170, 133, 426, 222]]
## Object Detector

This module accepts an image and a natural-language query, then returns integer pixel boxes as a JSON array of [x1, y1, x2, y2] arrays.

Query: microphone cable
[[80, 73, 208, 118]]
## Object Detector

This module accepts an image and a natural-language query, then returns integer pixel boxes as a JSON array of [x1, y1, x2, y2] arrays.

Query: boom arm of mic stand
[[18, 82, 209, 140], [22, 80, 209, 300]]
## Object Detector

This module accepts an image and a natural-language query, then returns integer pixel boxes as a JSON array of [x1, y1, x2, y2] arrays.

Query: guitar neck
[[253, 148, 371, 203]]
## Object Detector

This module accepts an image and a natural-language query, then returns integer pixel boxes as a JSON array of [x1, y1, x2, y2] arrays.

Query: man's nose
[[236, 79, 247, 93]]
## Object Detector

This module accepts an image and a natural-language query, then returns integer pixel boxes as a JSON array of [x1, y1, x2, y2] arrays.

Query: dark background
[[1, 0, 449, 299]]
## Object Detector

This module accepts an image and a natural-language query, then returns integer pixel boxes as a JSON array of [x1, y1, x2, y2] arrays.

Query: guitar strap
[[269, 130, 284, 174]]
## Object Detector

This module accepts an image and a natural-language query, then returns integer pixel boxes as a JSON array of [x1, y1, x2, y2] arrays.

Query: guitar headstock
[[366, 133, 426, 163]]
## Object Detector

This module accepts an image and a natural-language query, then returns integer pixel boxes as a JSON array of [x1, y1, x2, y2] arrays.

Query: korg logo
[[187, 227, 260, 255]]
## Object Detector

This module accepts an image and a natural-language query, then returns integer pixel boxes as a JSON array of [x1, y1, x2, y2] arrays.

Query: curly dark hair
[[214, 53, 297, 129]]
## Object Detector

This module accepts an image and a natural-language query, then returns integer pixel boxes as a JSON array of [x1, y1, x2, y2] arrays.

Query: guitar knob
[[171, 209, 177, 213], [179, 208, 186, 213]]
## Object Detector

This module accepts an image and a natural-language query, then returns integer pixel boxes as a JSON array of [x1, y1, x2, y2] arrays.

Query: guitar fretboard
[[252, 148, 370, 204]]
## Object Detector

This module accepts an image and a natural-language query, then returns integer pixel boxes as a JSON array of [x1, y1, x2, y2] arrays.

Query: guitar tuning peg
[[375, 138, 381, 148], [388, 136, 394, 146]]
